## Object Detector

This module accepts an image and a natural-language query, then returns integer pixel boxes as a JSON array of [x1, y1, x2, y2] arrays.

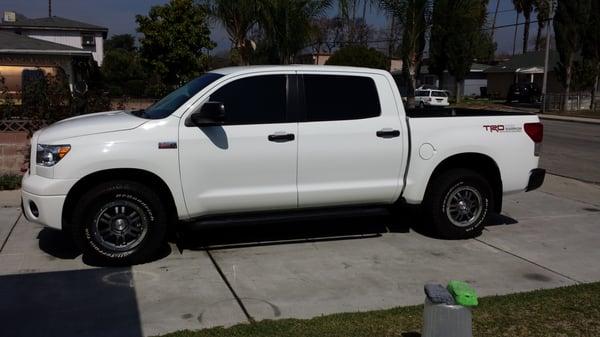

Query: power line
[[483, 18, 551, 31]]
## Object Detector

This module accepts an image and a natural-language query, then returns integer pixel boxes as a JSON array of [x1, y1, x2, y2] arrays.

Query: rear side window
[[303, 75, 381, 122], [209, 75, 287, 125]]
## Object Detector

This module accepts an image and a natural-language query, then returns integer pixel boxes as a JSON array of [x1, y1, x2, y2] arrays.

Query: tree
[[258, 0, 332, 64], [203, 0, 259, 66], [325, 45, 389, 69], [553, 0, 591, 110], [513, 0, 535, 53], [379, 0, 430, 107], [429, 0, 487, 103], [472, 31, 497, 62], [101, 48, 146, 96], [582, 0, 600, 110], [533, 0, 550, 51], [136, 0, 215, 90], [105, 34, 136, 52]]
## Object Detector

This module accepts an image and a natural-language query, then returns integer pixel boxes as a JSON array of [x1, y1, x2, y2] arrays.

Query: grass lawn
[[159, 282, 600, 337]]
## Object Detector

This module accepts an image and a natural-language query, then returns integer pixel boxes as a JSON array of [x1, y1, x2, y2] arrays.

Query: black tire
[[424, 169, 493, 239], [71, 180, 168, 265]]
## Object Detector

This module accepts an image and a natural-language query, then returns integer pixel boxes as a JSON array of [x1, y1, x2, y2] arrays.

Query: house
[[0, 31, 94, 94], [0, 11, 107, 65], [412, 63, 490, 97], [484, 50, 562, 99], [0, 11, 107, 96]]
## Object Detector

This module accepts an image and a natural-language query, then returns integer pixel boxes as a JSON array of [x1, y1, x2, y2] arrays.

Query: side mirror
[[188, 101, 226, 126]]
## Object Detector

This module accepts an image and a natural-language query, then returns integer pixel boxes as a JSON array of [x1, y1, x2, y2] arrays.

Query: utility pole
[[490, 0, 501, 40], [48, 0, 52, 17], [512, 12, 520, 56], [541, 0, 555, 114]]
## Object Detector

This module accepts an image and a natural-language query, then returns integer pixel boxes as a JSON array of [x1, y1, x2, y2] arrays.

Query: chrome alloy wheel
[[93, 201, 148, 252], [445, 186, 483, 227]]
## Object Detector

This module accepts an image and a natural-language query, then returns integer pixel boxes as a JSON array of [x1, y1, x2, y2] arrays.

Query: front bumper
[[21, 190, 66, 230], [526, 168, 546, 192], [21, 172, 76, 230]]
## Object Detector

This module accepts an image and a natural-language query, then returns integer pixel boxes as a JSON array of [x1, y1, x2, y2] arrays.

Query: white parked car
[[22, 65, 545, 264], [415, 89, 450, 107]]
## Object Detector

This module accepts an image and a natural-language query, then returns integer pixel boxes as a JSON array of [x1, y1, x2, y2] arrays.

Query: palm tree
[[203, 0, 259, 65], [258, 0, 332, 64], [534, 0, 550, 51], [513, 0, 535, 53], [379, 0, 430, 106]]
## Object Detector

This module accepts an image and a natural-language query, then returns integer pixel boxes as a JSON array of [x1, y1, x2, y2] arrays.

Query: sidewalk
[[0, 190, 21, 208], [539, 113, 600, 124]]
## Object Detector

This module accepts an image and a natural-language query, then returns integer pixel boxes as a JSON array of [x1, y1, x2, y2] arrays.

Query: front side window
[[209, 75, 287, 125], [303, 75, 381, 122], [135, 73, 224, 119]]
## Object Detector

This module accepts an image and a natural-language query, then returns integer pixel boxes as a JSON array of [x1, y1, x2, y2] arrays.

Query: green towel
[[447, 280, 478, 307]]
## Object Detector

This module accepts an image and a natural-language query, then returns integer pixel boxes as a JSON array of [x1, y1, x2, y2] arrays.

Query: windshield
[[132, 73, 224, 119], [431, 91, 448, 97]]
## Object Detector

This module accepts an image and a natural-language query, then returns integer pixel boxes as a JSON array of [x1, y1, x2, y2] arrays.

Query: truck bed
[[406, 107, 535, 118]]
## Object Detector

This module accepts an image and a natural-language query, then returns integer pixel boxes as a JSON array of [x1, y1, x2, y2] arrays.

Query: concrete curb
[[538, 114, 600, 125]]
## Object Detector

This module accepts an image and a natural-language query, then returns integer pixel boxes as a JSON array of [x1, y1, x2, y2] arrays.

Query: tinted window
[[209, 75, 287, 125], [139, 73, 224, 119], [304, 75, 381, 122], [431, 91, 447, 97]]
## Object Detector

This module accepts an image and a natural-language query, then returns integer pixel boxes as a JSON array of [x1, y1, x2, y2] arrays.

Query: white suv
[[415, 89, 450, 107]]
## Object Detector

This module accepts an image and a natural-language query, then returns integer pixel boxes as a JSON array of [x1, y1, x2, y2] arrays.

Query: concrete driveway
[[1, 174, 600, 337]]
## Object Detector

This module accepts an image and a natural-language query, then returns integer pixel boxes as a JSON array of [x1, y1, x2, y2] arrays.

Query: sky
[[1, 0, 547, 56]]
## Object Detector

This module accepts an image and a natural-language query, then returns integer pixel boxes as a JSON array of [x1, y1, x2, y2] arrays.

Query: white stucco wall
[[24, 30, 104, 65]]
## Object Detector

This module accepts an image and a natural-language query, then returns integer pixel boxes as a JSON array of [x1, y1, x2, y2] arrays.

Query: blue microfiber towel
[[424, 283, 456, 305]]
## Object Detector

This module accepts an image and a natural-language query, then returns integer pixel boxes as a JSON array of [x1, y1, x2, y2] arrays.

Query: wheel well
[[62, 169, 178, 230], [427, 153, 503, 213]]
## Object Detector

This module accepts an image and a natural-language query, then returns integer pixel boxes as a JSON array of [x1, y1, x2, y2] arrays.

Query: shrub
[[0, 174, 22, 190], [325, 46, 389, 70]]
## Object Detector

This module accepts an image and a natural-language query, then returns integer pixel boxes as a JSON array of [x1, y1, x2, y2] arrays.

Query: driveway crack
[[205, 249, 255, 323], [0, 211, 22, 254]]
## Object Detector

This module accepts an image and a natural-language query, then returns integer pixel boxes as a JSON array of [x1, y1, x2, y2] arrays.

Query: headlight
[[36, 144, 71, 167]]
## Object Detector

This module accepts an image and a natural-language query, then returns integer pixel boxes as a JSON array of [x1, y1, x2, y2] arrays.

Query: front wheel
[[71, 180, 168, 265], [424, 169, 493, 239]]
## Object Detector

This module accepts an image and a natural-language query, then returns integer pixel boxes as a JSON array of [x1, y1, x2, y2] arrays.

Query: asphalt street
[[541, 119, 600, 184]]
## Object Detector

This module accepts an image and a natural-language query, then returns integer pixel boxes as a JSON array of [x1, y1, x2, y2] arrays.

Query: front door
[[179, 74, 298, 217]]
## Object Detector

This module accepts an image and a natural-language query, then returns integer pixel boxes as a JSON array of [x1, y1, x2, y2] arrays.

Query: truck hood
[[37, 111, 147, 143]]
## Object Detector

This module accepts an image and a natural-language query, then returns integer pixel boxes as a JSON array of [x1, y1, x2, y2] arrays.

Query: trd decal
[[483, 124, 523, 133]]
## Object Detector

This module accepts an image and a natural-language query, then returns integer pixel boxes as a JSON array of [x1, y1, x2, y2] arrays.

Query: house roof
[[0, 12, 108, 36], [0, 30, 92, 56], [417, 63, 490, 75], [484, 50, 560, 73]]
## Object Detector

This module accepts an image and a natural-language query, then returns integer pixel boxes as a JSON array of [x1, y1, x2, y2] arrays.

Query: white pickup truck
[[22, 65, 545, 264]]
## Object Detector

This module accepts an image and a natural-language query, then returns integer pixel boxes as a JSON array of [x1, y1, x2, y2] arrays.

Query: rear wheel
[[424, 169, 493, 239], [71, 180, 168, 265]]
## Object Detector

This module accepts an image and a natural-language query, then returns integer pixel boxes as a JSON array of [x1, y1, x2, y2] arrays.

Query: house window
[[81, 34, 95, 47]]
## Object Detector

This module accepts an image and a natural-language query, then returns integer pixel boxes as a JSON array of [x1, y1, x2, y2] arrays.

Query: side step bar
[[182, 206, 392, 229]]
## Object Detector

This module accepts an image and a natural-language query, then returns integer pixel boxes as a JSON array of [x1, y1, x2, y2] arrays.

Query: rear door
[[296, 72, 405, 208]]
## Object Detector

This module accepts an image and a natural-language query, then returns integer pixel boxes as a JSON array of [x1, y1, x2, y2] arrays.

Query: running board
[[182, 206, 392, 229]]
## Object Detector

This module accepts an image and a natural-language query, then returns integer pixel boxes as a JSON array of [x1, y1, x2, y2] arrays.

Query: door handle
[[268, 132, 295, 142], [376, 129, 400, 138]]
